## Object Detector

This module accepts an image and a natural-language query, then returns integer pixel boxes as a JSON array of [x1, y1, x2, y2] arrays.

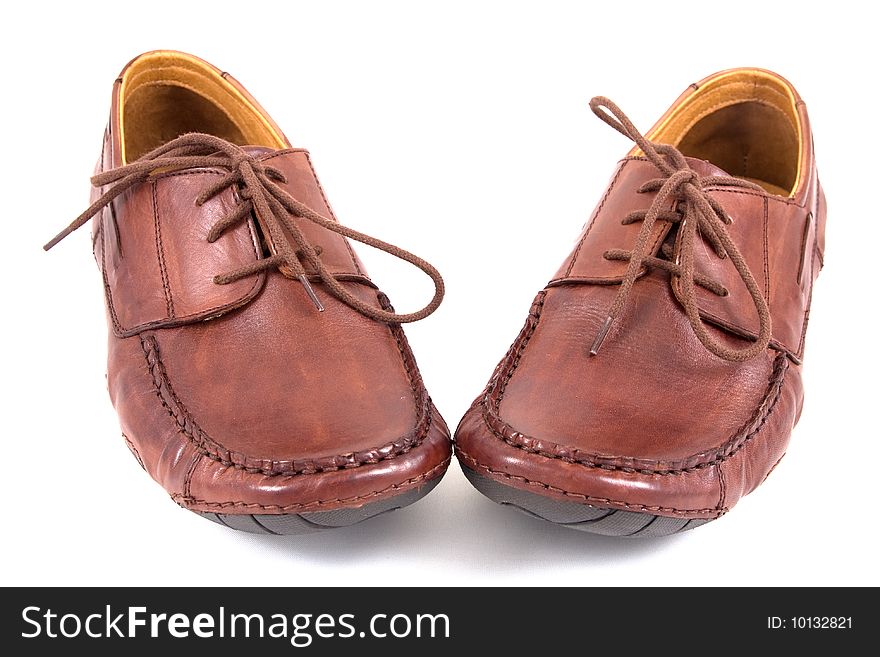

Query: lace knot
[[586, 97, 772, 362], [45, 133, 444, 324], [678, 169, 702, 190]]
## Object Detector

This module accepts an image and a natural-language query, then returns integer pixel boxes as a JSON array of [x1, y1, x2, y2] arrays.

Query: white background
[[2, 0, 877, 586]]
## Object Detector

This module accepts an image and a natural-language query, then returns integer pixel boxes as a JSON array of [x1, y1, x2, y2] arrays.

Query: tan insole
[[119, 52, 287, 163], [644, 70, 803, 197], [676, 102, 798, 195], [124, 84, 248, 161]]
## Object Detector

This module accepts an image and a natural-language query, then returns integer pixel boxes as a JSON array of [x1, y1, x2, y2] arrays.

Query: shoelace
[[45, 133, 444, 324], [587, 97, 772, 362]]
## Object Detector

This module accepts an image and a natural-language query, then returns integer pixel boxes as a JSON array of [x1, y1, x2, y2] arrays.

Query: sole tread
[[193, 477, 441, 535], [462, 464, 712, 537]]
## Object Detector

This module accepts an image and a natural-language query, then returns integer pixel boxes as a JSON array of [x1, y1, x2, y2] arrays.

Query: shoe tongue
[[241, 145, 276, 157], [231, 145, 370, 278], [683, 156, 734, 179], [658, 157, 737, 257]]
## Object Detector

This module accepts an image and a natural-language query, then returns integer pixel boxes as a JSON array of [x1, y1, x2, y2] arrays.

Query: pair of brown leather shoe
[[48, 51, 824, 537]]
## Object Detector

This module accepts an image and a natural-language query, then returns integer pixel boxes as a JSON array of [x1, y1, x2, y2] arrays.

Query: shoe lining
[[119, 51, 286, 163], [644, 70, 803, 196]]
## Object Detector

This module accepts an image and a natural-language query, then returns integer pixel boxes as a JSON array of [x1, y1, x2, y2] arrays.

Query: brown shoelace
[[45, 133, 444, 324], [587, 97, 772, 362]]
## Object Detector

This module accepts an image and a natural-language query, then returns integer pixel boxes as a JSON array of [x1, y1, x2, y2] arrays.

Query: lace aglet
[[589, 316, 615, 356], [43, 227, 73, 251], [298, 274, 324, 312]]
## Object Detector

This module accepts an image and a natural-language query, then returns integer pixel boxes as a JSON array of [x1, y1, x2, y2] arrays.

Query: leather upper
[[455, 69, 825, 518], [550, 154, 823, 359], [85, 51, 450, 511]]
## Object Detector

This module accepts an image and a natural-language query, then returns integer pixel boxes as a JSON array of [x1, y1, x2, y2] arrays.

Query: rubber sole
[[196, 476, 441, 535], [461, 465, 710, 537]]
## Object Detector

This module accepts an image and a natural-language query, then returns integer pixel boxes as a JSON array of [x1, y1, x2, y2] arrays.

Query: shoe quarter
[[551, 158, 673, 283], [258, 150, 368, 278], [91, 164, 266, 337], [692, 173, 822, 359]]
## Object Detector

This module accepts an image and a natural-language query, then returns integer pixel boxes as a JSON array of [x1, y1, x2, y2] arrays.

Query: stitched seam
[[552, 272, 800, 357], [259, 149, 366, 277], [176, 457, 449, 510], [112, 274, 264, 337], [564, 161, 627, 277], [108, 200, 123, 259], [547, 274, 651, 285], [99, 221, 124, 333], [183, 451, 202, 499], [383, 298, 423, 419], [152, 169, 226, 181], [139, 320, 432, 477], [623, 155, 797, 207], [91, 221, 103, 248], [762, 454, 786, 483], [797, 212, 812, 285], [258, 149, 310, 161], [491, 294, 546, 401], [376, 290, 428, 434], [107, 202, 265, 338], [91, 222, 104, 269], [763, 196, 770, 304], [140, 333, 432, 476], [703, 187, 800, 207], [795, 188, 822, 357], [717, 463, 726, 511], [480, 292, 788, 475], [152, 181, 175, 318], [558, 158, 673, 283], [99, 129, 107, 172], [696, 308, 798, 360], [303, 150, 365, 276], [475, 291, 547, 406], [456, 449, 721, 517], [484, 357, 787, 475], [797, 245, 818, 357], [122, 434, 145, 470]]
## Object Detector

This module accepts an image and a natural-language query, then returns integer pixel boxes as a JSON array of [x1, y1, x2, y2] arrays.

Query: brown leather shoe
[[455, 69, 825, 536], [46, 51, 451, 534]]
